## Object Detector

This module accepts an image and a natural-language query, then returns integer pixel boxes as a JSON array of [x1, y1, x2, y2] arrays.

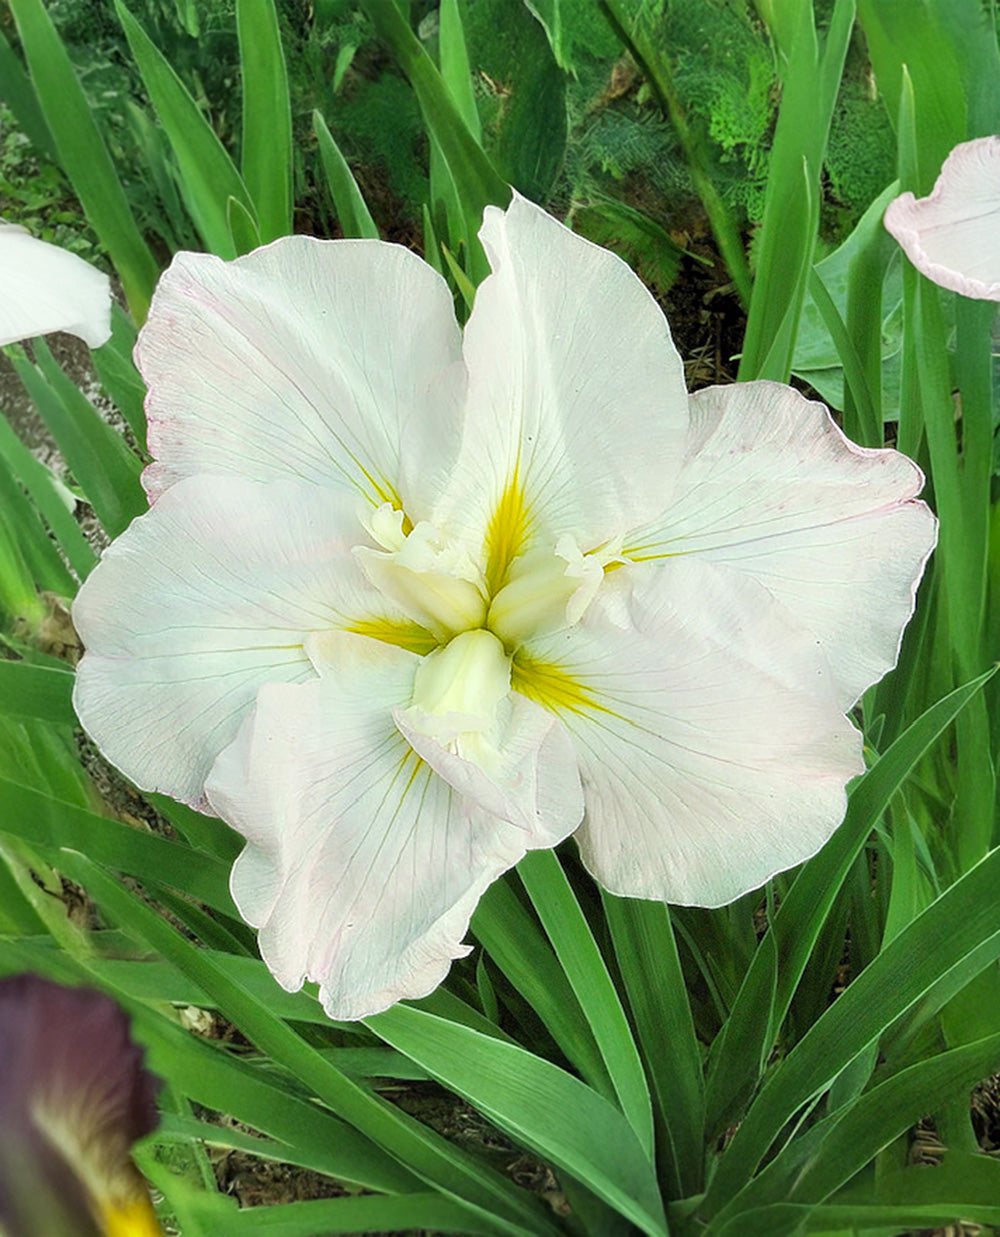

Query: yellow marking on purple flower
[[102, 1193, 163, 1236]]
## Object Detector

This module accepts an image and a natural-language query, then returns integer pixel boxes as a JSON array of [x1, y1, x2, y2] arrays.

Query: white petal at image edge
[[884, 135, 1000, 300], [0, 225, 111, 348], [206, 634, 570, 1021]]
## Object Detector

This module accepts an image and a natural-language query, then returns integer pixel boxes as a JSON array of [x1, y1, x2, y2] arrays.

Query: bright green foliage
[[654, 0, 776, 220], [7, 0, 159, 317], [704, 668, 1000, 1141], [604, 893, 704, 1198], [370, 1002, 668, 1237], [518, 848, 655, 1161], [793, 181, 902, 430], [313, 109, 379, 239], [237, 0, 293, 243], [0, 661, 75, 727], [737, 0, 856, 380], [8, 340, 145, 539], [115, 0, 257, 259], [0, 25, 56, 160]]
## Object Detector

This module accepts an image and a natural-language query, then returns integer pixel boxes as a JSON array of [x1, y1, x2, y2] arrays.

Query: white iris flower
[[73, 196, 936, 1020]]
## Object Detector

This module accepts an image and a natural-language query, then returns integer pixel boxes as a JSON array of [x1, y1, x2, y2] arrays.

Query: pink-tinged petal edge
[[135, 235, 465, 512], [884, 135, 1000, 300], [626, 381, 937, 709]]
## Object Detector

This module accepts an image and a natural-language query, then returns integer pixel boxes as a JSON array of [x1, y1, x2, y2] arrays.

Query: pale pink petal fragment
[[137, 236, 466, 512], [884, 136, 1000, 299], [73, 476, 397, 809], [0, 224, 111, 348], [436, 193, 690, 554], [626, 381, 936, 707], [206, 633, 558, 1021], [524, 559, 864, 906]]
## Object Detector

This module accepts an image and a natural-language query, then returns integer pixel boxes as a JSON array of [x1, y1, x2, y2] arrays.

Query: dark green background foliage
[[462, 0, 567, 203], [823, 31, 896, 230]]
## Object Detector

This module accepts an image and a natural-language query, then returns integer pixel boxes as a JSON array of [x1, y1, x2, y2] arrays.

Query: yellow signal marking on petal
[[345, 617, 438, 655], [485, 472, 531, 595], [358, 467, 404, 512], [101, 1193, 164, 1237], [511, 655, 604, 716], [357, 471, 413, 533]]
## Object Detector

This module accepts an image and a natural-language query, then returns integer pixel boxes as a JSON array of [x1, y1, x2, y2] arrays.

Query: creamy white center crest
[[354, 500, 615, 737]]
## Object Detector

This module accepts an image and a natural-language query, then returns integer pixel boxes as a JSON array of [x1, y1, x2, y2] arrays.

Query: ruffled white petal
[[137, 236, 466, 511], [884, 136, 1000, 300], [523, 558, 864, 906], [73, 476, 399, 809], [0, 224, 111, 348], [434, 193, 690, 561], [206, 633, 574, 1020], [625, 381, 936, 707]]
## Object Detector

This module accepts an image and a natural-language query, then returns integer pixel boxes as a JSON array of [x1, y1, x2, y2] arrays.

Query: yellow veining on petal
[[345, 617, 438, 655], [392, 743, 427, 799], [511, 654, 604, 716], [401, 744, 425, 781], [361, 470, 405, 515], [618, 534, 680, 561], [485, 471, 531, 595], [620, 550, 674, 563]]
